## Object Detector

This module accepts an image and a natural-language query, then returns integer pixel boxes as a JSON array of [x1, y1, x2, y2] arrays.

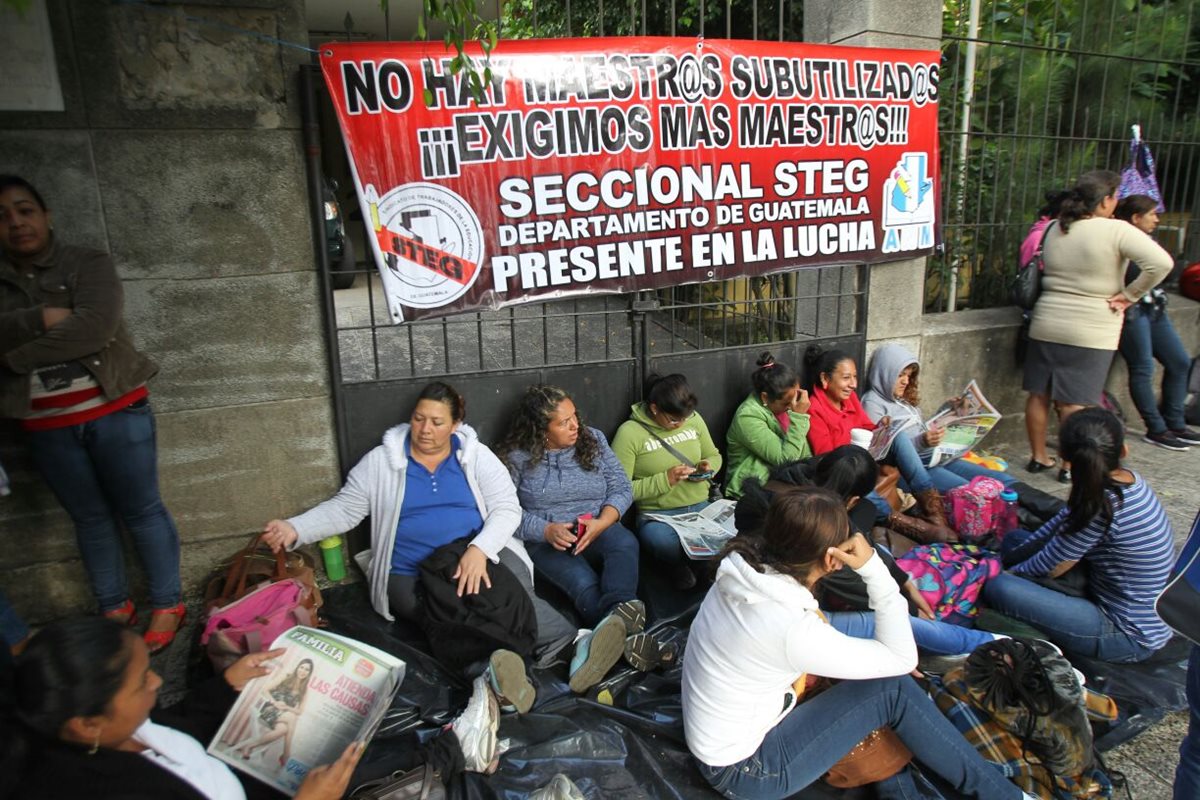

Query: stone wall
[[0, 0, 340, 623], [918, 294, 1200, 448]]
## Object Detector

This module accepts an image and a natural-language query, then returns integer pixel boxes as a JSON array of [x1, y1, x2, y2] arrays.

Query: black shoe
[[1143, 431, 1191, 451], [1025, 458, 1057, 473], [1170, 428, 1200, 445], [668, 562, 697, 590], [1057, 468, 1071, 484]]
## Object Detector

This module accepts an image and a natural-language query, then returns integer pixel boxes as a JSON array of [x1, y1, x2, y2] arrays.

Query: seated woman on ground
[[735, 447, 1002, 658], [862, 343, 1016, 493], [0, 618, 508, 799], [804, 345, 956, 543], [682, 487, 1029, 800], [982, 407, 1175, 663], [496, 385, 666, 684], [261, 381, 585, 710], [612, 372, 723, 590], [723, 352, 812, 499]]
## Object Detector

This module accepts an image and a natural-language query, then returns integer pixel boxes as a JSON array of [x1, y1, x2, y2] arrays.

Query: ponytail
[[751, 352, 800, 401], [1059, 408, 1125, 536], [1058, 170, 1120, 233]]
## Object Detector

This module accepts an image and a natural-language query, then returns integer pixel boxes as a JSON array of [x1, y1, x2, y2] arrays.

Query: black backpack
[[417, 538, 537, 671]]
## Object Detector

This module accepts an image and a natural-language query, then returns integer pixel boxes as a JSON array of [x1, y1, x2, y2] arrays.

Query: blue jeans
[[0, 587, 29, 656], [981, 573, 1155, 662], [1118, 304, 1191, 434], [696, 676, 1019, 800], [926, 459, 1017, 493], [827, 611, 998, 656], [526, 521, 640, 628], [27, 401, 182, 611], [887, 434, 935, 494], [1175, 645, 1200, 799], [637, 501, 709, 565]]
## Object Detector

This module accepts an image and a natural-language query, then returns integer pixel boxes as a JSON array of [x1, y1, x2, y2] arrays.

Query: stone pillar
[[804, 0, 942, 363], [0, 0, 340, 623]]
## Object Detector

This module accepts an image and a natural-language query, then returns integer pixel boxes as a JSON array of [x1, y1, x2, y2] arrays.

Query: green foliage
[[929, 0, 1199, 312], [411, 0, 499, 102], [501, 0, 802, 40]]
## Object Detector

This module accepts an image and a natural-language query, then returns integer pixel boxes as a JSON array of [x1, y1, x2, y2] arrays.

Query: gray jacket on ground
[[287, 422, 531, 622]]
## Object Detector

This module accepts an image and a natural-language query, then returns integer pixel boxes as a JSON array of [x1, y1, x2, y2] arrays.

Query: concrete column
[[804, 0, 941, 366]]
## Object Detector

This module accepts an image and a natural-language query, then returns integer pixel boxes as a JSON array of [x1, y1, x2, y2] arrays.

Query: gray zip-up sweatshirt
[[505, 427, 634, 543], [861, 343, 928, 452]]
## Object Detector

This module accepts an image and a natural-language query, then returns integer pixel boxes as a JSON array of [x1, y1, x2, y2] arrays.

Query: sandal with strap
[[144, 603, 186, 653], [103, 599, 138, 627]]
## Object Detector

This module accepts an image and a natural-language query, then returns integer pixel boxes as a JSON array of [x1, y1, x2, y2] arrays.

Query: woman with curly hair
[[497, 386, 651, 688]]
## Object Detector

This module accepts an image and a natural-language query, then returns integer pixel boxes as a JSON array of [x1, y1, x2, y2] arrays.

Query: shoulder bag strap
[[634, 420, 695, 467]]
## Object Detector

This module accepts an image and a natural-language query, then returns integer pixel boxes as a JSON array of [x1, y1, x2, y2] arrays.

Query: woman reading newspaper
[[862, 344, 1013, 493], [0, 618, 510, 799]]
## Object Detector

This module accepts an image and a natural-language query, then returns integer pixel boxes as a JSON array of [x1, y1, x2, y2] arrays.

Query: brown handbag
[[824, 726, 913, 788], [202, 532, 324, 616]]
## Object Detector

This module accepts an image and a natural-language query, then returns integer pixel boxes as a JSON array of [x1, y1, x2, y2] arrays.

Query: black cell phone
[[687, 470, 715, 481]]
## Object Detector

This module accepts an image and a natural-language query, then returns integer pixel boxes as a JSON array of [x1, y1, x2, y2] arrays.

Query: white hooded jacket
[[681, 550, 916, 767], [287, 423, 531, 621]]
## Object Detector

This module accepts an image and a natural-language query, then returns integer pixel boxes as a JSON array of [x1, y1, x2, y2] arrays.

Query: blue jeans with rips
[[27, 400, 181, 612], [695, 676, 1020, 800], [828, 610, 998, 656], [1118, 303, 1192, 434], [526, 521, 640, 628]]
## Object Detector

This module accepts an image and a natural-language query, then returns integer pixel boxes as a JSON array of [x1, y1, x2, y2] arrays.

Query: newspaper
[[924, 380, 1002, 467], [867, 415, 918, 460], [208, 626, 405, 796], [644, 498, 738, 559]]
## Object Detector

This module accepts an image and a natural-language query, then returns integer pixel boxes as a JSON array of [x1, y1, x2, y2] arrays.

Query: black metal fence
[[932, 0, 1200, 312], [312, 0, 875, 475]]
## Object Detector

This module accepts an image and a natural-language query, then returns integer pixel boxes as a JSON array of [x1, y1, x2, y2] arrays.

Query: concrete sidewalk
[[987, 423, 1198, 799]]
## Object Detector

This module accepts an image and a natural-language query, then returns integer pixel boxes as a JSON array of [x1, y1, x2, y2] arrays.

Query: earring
[[88, 731, 101, 755]]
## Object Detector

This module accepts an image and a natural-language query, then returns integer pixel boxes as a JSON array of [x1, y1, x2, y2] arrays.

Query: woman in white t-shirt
[[681, 486, 1027, 799]]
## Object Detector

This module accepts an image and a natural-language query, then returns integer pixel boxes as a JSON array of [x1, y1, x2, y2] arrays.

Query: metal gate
[[931, 0, 1200, 312], [299, 4, 869, 555]]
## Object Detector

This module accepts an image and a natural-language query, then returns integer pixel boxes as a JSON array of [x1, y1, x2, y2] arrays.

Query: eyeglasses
[[661, 411, 694, 426]]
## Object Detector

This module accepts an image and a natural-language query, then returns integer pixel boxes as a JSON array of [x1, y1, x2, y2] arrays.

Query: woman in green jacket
[[612, 373, 722, 588], [724, 352, 812, 498]]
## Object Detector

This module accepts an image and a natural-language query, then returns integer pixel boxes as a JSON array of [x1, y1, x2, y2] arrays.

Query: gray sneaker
[[528, 774, 586, 800], [452, 674, 500, 773], [608, 599, 646, 635]]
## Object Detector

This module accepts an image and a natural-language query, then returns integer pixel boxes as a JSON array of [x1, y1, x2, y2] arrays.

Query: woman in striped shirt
[[982, 407, 1174, 662]]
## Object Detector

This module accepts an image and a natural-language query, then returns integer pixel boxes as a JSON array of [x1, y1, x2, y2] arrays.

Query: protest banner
[[320, 37, 940, 321]]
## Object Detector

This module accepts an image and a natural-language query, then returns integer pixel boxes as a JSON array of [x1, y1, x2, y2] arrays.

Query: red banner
[[320, 38, 941, 321]]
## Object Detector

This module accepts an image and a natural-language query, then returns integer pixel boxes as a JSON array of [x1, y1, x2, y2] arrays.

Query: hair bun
[[756, 352, 776, 368]]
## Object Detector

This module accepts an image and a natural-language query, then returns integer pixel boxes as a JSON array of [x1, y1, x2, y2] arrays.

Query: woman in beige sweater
[[1024, 170, 1172, 479]]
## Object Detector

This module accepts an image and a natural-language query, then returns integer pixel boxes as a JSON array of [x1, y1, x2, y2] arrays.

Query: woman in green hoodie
[[612, 373, 723, 588], [723, 352, 812, 499]]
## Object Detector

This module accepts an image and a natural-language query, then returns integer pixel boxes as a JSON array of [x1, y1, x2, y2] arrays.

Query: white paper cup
[[849, 428, 873, 449]]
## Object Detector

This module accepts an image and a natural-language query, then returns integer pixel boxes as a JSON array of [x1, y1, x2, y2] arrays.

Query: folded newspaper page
[[209, 626, 405, 796], [924, 380, 1002, 468], [867, 416, 917, 460], [644, 499, 738, 559]]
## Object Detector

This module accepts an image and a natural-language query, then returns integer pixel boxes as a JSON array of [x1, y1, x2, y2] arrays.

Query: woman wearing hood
[[682, 487, 1030, 800], [261, 381, 588, 708], [862, 343, 1015, 493], [612, 373, 723, 589]]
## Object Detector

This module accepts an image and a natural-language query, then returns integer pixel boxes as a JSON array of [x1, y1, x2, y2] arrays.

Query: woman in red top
[[803, 346, 954, 542]]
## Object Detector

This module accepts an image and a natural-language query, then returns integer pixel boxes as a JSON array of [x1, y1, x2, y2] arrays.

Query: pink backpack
[[201, 577, 315, 670], [896, 543, 1002, 626], [943, 476, 1006, 542]]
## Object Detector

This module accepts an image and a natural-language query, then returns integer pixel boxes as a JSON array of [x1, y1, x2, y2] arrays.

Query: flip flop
[[1025, 458, 1057, 473]]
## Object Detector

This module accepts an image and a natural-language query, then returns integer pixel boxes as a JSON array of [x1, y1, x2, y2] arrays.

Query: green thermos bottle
[[319, 536, 347, 581]]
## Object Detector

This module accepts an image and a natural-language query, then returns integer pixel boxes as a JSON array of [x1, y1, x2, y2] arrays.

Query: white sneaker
[[528, 773, 586, 800], [452, 674, 500, 773]]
